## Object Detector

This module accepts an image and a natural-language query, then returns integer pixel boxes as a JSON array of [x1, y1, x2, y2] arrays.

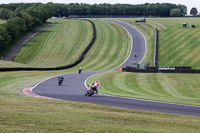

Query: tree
[[170, 8, 182, 17], [21, 11, 34, 30], [190, 7, 198, 16], [0, 8, 12, 20], [6, 17, 27, 40], [0, 25, 12, 52], [178, 4, 187, 16]]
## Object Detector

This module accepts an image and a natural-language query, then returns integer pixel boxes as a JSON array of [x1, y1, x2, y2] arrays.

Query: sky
[[0, 0, 199, 14]]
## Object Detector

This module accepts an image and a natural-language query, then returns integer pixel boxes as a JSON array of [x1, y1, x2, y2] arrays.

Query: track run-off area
[[31, 20, 200, 117]]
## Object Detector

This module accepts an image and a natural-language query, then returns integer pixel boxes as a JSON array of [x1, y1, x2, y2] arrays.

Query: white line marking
[[24, 20, 200, 110], [110, 20, 146, 70], [110, 21, 133, 70]]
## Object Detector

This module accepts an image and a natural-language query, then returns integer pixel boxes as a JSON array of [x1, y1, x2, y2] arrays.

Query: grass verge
[[13, 19, 93, 67], [87, 71, 200, 106], [1, 94, 200, 132]]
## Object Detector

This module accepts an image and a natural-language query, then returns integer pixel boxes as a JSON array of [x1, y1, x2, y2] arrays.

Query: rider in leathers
[[85, 81, 99, 96]]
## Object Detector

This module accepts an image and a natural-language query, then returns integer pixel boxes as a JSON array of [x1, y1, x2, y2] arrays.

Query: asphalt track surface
[[33, 20, 200, 117]]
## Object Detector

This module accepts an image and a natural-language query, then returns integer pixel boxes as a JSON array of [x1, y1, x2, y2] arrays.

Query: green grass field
[[0, 60, 30, 68], [77, 19, 131, 71], [1, 18, 200, 132], [87, 71, 200, 106], [114, 18, 200, 69], [1, 70, 200, 132], [157, 18, 200, 69], [1, 94, 200, 132], [8, 19, 131, 70], [13, 19, 93, 67]]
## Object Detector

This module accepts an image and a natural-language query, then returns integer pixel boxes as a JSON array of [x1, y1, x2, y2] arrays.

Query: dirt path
[[5, 22, 55, 61]]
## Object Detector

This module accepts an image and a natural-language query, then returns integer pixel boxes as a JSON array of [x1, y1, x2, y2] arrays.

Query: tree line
[[0, 3, 187, 55], [53, 3, 187, 17], [0, 3, 54, 54]]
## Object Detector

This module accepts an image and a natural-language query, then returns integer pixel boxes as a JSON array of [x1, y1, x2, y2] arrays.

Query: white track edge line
[[84, 20, 200, 108], [110, 21, 133, 70], [27, 20, 200, 109]]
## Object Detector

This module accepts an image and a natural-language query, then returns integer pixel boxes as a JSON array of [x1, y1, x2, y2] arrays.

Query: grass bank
[[77, 19, 131, 71], [0, 19, 135, 132], [1, 93, 200, 132], [113, 18, 200, 69], [87, 71, 200, 106], [1, 70, 200, 132], [1, 18, 200, 132], [157, 18, 200, 69], [0, 60, 30, 68], [3, 19, 131, 70], [13, 19, 93, 67], [109, 18, 155, 66]]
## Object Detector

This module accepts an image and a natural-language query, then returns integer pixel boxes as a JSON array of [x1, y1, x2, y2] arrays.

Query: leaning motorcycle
[[85, 86, 96, 97], [88, 88, 95, 97], [85, 81, 99, 97]]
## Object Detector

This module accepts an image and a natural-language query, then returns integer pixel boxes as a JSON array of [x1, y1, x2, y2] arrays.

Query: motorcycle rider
[[85, 81, 99, 96], [79, 67, 82, 74], [58, 75, 64, 83]]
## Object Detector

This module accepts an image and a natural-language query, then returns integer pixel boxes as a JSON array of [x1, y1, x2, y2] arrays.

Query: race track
[[32, 20, 200, 117]]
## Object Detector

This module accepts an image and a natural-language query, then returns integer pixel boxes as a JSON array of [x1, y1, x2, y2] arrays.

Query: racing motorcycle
[[86, 87, 95, 97], [85, 81, 99, 97], [58, 76, 64, 86]]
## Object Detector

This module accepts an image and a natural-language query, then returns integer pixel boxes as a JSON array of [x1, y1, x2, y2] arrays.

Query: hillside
[[156, 18, 200, 69], [115, 18, 200, 69], [1, 19, 131, 70], [12, 19, 93, 67], [1, 18, 200, 132]]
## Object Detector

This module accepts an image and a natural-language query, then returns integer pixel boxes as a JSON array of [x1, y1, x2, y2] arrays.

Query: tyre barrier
[[0, 19, 96, 72], [153, 28, 159, 67], [122, 66, 200, 74]]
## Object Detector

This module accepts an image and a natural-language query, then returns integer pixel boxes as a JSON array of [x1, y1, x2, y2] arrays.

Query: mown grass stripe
[[113, 72, 139, 96], [148, 21, 167, 30], [159, 29, 187, 56], [13, 19, 93, 67], [105, 23, 131, 69], [101, 72, 139, 96], [146, 74, 172, 97], [159, 29, 199, 67], [135, 73, 164, 96], [169, 29, 197, 51], [92, 22, 119, 70], [126, 73, 154, 96], [81, 21, 109, 70], [88, 71, 200, 105], [88, 21, 116, 70], [184, 48, 200, 66], [80, 20, 130, 71], [154, 74, 183, 97]]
